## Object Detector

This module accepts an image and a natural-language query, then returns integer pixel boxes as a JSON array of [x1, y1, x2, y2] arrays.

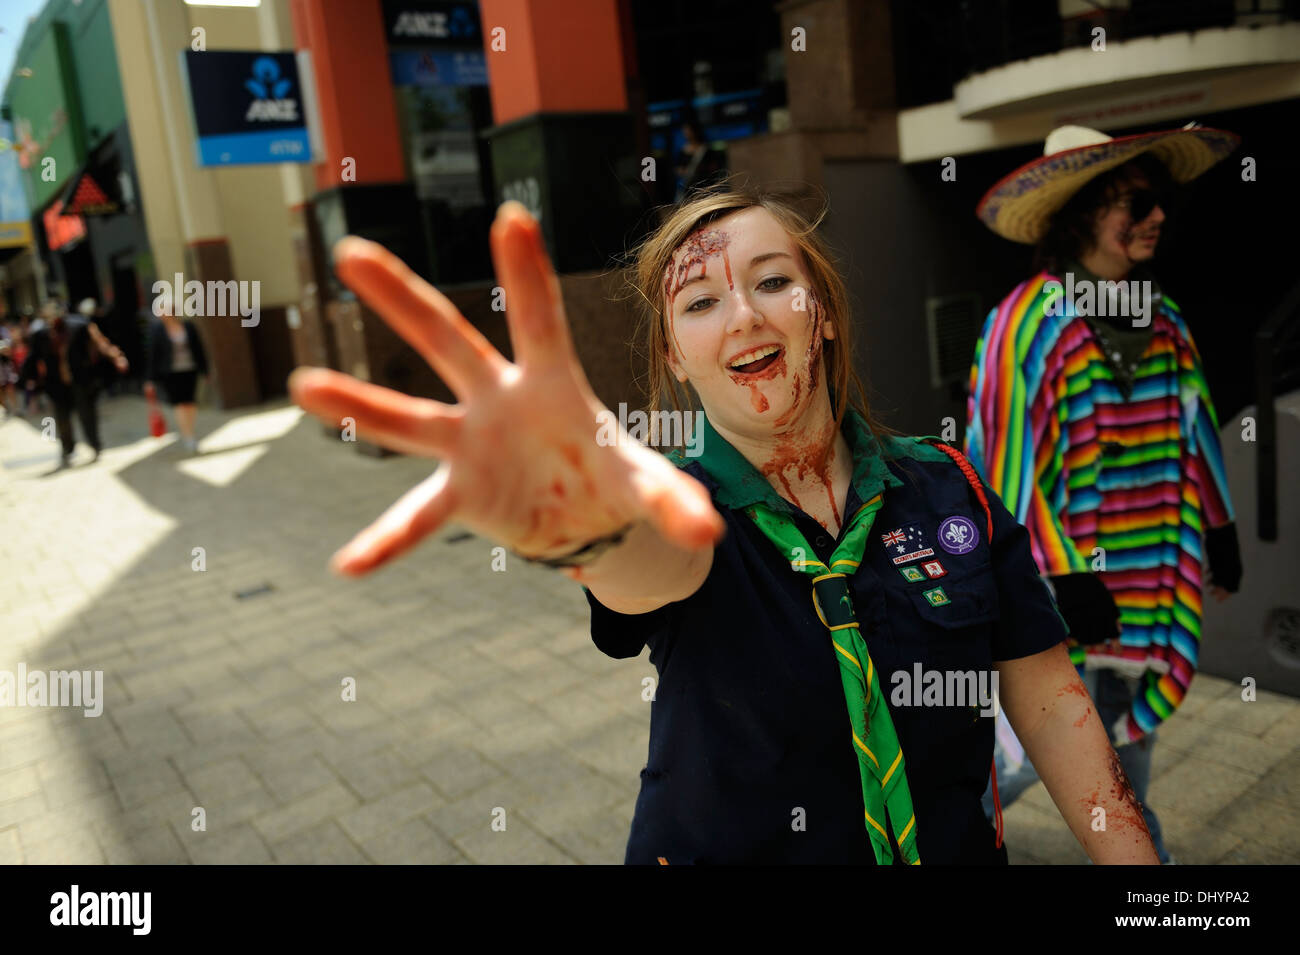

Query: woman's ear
[[666, 346, 689, 384]]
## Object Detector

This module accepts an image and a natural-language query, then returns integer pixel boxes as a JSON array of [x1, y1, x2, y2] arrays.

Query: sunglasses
[[1113, 187, 1175, 222]]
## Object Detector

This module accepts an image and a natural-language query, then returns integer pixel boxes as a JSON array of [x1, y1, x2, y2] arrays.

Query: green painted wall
[[6, 25, 81, 211], [2, 0, 126, 211], [69, 0, 126, 142]]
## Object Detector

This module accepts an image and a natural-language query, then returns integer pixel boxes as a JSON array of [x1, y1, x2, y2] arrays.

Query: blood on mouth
[[728, 352, 786, 414]]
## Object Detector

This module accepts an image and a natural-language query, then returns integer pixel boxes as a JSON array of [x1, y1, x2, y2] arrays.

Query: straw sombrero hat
[[976, 124, 1240, 244]]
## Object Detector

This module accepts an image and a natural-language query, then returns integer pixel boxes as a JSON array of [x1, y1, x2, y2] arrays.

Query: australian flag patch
[[883, 523, 936, 565]]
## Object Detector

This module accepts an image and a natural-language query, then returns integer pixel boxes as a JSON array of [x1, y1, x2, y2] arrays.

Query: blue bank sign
[[183, 51, 312, 166]]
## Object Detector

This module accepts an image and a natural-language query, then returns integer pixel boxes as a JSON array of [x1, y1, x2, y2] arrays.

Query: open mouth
[[727, 344, 784, 376]]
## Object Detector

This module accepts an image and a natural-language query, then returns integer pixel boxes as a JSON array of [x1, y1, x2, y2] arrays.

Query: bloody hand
[[289, 201, 724, 577]]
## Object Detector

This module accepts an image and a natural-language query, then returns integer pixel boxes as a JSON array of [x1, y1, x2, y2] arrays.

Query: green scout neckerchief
[[751, 492, 919, 865], [671, 408, 949, 865]]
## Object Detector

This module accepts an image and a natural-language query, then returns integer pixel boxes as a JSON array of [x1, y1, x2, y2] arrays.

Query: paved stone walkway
[[0, 395, 1295, 864]]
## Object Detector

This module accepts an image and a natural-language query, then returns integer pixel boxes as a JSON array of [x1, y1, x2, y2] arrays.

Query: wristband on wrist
[[515, 523, 635, 568]]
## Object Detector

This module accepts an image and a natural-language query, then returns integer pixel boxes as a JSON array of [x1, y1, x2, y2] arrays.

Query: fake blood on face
[[773, 373, 802, 427], [774, 290, 822, 427], [805, 291, 825, 394], [663, 229, 733, 365], [664, 229, 733, 305], [744, 386, 769, 413]]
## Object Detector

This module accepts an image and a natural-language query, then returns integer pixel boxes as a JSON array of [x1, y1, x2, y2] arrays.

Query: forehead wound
[[663, 228, 731, 302]]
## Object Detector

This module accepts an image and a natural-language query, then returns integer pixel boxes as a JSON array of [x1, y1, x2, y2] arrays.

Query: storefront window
[[385, 2, 494, 284], [393, 81, 484, 212]]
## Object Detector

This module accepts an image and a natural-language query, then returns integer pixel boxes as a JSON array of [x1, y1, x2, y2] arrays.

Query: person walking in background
[[966, 124, 1245, 863], [0, 318, 19, 417], [77, 298, 117, 393], [145, 302, 208, 453], [14, 314, 39, 417], [7, 315, 37, 417], [19, 300, 129, 467], [674, 119, 726, 201]]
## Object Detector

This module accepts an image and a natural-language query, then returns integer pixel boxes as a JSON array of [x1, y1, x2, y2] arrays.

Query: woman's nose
[[724, 292, 764, 334]]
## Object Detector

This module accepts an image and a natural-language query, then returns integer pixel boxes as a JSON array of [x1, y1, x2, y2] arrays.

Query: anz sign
[[244, 57, 299, 123], [183, 50, 311, 167], [384, 1, 481, 48]]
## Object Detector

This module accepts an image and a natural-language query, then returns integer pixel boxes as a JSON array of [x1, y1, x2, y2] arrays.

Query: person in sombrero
[[967, 124, 1245, 863]]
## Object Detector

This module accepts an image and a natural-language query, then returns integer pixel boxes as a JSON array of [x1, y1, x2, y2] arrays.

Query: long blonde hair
[[622, 181, 880, 442]]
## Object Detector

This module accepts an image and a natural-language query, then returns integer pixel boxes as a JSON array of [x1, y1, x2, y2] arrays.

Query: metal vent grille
[[925, 293, 983, 389]]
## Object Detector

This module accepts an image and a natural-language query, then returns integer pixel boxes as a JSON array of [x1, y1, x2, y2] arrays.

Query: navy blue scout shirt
[[583, 409, 1067, 865]]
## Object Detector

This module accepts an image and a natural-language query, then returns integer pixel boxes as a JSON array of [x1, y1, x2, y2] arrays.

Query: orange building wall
[[479, 0, 628, 124], [290, 0, 407, 191]]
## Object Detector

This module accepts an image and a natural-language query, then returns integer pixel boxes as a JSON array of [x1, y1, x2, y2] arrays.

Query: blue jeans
[[982, 668, 1169, 862]]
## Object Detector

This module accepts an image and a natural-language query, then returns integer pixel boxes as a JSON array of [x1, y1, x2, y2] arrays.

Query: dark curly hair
[[1033, 153, 1176, 274]]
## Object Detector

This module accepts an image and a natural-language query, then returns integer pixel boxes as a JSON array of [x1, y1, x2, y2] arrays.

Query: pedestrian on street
[[19, 300, 129, 467], [7, 315, 38, 417], [674, 119, 727, 201], [0, 319, 19, 418], [289, 191, 1162, 865], [145, 302, 208, 453], [966, 124, 1245, 863]]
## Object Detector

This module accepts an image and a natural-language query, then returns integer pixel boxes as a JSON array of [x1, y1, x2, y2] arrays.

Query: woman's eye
[[759, 276, 790, 291]]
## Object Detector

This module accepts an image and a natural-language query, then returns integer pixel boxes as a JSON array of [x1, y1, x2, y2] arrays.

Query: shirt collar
[[679, 407, 902, 514]]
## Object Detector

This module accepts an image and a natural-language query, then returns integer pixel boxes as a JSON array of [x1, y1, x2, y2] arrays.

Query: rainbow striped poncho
[[965, 272, 1234, 742]]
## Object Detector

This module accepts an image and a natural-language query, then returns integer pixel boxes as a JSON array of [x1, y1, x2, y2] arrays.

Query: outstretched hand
[[289, 201, 723, 576]]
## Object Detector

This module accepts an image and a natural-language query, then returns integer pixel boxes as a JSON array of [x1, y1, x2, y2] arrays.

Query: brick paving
[[0, 395, 1296, 864]]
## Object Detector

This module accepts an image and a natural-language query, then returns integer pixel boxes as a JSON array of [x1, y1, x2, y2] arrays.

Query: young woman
[[145, 304, 209, 452], [289, 188, 1160, 865]]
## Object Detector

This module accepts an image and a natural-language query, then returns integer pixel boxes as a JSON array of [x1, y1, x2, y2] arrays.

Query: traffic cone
[[147, 390, 166, 437]]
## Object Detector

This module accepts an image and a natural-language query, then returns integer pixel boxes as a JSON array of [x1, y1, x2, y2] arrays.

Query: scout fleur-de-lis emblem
[[938, 516, 980, 556]]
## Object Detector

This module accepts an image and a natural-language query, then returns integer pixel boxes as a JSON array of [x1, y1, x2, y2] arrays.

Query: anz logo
[[244, 57, 298, 123], [393, 5, 476, 39]]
